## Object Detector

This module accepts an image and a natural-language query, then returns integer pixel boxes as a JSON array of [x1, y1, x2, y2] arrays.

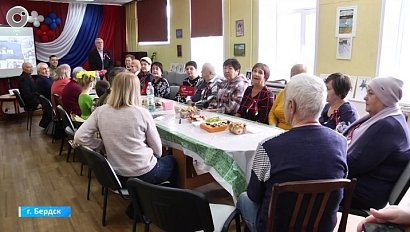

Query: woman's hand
[[357, 205, 410, 232]]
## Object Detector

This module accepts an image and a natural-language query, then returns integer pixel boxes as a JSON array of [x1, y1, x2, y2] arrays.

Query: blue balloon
[[50, 23, 57, 30], [45, 17, 52, 25], [55, 18, 61, 25], [49, 12, 57, 19]]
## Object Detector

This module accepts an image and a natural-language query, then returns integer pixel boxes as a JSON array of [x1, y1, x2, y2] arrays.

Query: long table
[[151, 105, 284, 199]]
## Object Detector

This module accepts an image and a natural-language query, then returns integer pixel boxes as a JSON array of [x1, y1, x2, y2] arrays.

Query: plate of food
[[179, 106, 199, 118], [228, 122, 246, 135], [200, 117, 231, 133]]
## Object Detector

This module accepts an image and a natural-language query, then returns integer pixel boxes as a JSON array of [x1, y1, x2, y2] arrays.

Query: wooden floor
[[0, 113, 408, 232], [0, 114, 235, 232]]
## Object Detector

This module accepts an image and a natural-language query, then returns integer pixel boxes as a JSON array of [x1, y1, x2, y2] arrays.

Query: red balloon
[[41, 35, 49, 43], [40, 24, 49, 31], [47, 30, 55, 37], [35, 29, 43, 37]]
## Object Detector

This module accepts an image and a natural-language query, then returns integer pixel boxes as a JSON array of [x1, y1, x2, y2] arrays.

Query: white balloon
[[38, 15, 44, 22], [31, 11, 38, 17], [33, 21, 40, 27], [28, 16, 34, 23]]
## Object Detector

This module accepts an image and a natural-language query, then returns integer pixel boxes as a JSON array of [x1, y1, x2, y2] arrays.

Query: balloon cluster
[[31, 11, 61, 42], [28, 11, 44, 27], [44, 12, 61, 30], [36, 24, 56, 43]]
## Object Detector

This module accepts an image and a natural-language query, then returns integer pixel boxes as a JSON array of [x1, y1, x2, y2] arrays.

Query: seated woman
[[95, 67, 127, 107], [237, 74, 348, 232], [74, 72, 177, 186], [187, 63, 223, 109], [151, 62, 170, 99], [343, 77, 410, 210], [236, 63, 274, 124], [268, 64, 307, 129], [207, 58, 249, 115], [77, 71, 95, 119], [319, 73, 359, 132]]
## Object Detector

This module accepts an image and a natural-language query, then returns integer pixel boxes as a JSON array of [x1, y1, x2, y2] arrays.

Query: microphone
[[104, 53, 111, 60]]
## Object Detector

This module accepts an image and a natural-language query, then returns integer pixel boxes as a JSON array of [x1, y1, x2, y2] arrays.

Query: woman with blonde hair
[[74, 72, 177, 187]]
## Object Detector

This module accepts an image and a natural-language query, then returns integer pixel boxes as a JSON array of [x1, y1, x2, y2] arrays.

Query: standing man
[[48, 55, 58, 80], [18, 62, 40, 111], [88, 38, 113, 76]]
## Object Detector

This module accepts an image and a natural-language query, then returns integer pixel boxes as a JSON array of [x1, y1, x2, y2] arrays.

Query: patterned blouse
[[237, 86, 274, 124], [208, 75, 249, 115], [153, 78, 170, 99]]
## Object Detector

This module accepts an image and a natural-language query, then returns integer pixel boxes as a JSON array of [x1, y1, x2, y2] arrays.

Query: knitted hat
[[368, 76, 403, 106], [140, 57, 152, 65]]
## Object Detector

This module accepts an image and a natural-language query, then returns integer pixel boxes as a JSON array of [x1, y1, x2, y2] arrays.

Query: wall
[[223, 0, 256, 71], [315, 0, 382, 77], [127, 0, 191, 72], [126, 0, 382, 76]]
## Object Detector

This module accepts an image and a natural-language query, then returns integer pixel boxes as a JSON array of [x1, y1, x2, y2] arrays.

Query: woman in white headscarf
[[343, 76, 410, 210]]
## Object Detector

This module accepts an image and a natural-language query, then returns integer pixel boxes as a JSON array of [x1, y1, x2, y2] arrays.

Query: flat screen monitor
[[0, 27, 37, 78]]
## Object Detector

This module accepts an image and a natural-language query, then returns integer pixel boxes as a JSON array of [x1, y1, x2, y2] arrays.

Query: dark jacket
[[88, 49, 113, 71], [18, 72, 39, 110]]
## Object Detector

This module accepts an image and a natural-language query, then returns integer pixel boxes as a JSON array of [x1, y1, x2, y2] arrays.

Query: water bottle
[[95, 71, 100, 81], [147, 82, 155, 112]]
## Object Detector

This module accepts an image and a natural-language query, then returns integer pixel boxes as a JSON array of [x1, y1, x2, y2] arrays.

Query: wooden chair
[[126, 177, 241, 232], [79, 145, 130, 226], [266, 179, 357, 232], [13, 90, 34, 136]]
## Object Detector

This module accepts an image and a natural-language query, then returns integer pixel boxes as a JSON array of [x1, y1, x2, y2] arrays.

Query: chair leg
[[80, 163, 84, 176], [51, 121, 56, 143], [66, 145, 72, 162], [26, 111, 29, 130], [102, 187, 108, 226], [87, 168, 91, 200], [28, 111, 33, 136], [59, 136, 65, 156], [132, 212, 137, 232]]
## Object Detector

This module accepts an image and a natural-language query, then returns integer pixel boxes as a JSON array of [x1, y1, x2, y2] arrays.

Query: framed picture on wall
[[235, 20, 244, 37], [176, 29, 183, 38], [234, 43, 245, 56], [336, 37, 353, 59], [336, 6, 358, 37]]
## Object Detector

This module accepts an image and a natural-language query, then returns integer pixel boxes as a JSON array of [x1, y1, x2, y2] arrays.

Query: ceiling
[[28, 0, 134, 6]]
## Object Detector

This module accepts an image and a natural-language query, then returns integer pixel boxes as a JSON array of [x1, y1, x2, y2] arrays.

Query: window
[[191, 36, 224, 76], [258, 0, 317, 80], [378, 0, 410, 104], [190, 0, 223, 75]]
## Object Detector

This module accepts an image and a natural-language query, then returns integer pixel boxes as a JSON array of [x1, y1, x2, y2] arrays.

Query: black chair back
[[79, 146, 122, 191], [267, 179, 357, 232], [39, 95, 55, 121], [389, 160, 410, 205], [57, 105, 75, 131], [65, 127, 87, 166], [13, 90, 26, 108], [127, 178, 215, 232]]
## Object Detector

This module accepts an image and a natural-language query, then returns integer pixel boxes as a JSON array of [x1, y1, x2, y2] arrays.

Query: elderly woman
[[343, 77, 410, 210], [268, 64, 307, 129], [50, 64, 71, 109], [151, 62, 170, 99], [237, 74, 348, 232], [236, 63, 274, 124], [74, 72, 177, 186], [319, 73, 359, 132], [187, 63, 223, 109], [207, 58, 249, 115]]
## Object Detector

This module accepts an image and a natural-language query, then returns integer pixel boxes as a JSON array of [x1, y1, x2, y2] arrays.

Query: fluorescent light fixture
[[76, 0, 94, 2]]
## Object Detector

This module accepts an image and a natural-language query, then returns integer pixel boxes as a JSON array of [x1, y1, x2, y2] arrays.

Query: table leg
[[172, 148, 214, 189]]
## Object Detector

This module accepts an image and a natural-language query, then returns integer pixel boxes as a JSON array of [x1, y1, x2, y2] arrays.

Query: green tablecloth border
[[156, 124, 247, 197]]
